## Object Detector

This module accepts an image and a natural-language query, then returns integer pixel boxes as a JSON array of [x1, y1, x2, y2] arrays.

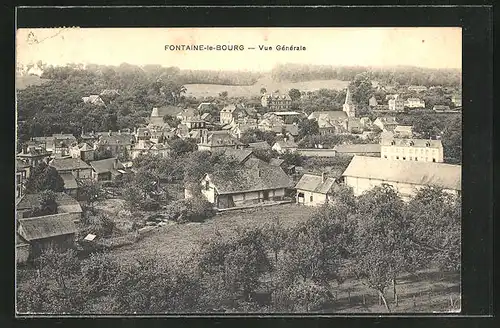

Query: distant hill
[[16, 75, 51, 90], [184, 75, 349, 98]]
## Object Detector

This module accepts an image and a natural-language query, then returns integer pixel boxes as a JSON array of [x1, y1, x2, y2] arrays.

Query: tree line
[[17, 184, 460, 314], [271, 63, 461, 88]]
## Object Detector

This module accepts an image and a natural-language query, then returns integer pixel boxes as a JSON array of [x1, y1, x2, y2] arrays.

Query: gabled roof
[[333, 144, 381, 153], [247, 141, 271, 149], [98, 133, 136, 145], [200, 131, 243, 146], [18, 213, 77, 241], [374, 116, 398, 125], [269, 158, 285, 167], [207, 158, 293, 195], [100, 89, 120, 97], [394, 125, 413, 133], [220, 149, 254, 164], [78, 143, 93, 151], [295, 174, 336, 194], [50, 157, 91, 171], [90, 157, 125, 174], [283, 124, 299, 136], [342, 156, 461, 191]]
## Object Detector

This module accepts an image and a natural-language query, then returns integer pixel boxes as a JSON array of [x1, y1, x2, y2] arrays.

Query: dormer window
[[426, 141, 431, 147], [409, 141, 414, 146], [391, 141, 395, 146]]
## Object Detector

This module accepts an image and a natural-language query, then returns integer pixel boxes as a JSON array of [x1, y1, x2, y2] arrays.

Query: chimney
[[322, 172, 326, 183], [118, 130, 121, 135], [108, 130, 112, 136], [113, 158, 118, 169], [258, 169, 261, 178], [134, 127, 137, 135]]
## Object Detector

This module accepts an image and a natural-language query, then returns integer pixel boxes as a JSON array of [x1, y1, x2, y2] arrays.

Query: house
[[295, 173, 337, 206], [368, 96, 378, 107], [269, 158, 295, 175], [272, 139, 298, 154], [405, 98, 426, 108], [96, 131, 136, 159], [197, 158, 293, 209], [17, 143, 52, 168], [247, 141, 271, 150], [131, 139, 170, 159], [380, 137, 444, 163], [451, 95, 462, 107], [69, 143, 95, 162], [16, 159, 30, 198], [16, 192, 82, 221], [388, 95, 405, 111], [219, 149, 256, 164], [408, 85, 428, 92], [220, 104, 248, 125], [50, 157, 92, 180], [359, 117, 373, 129], [373, 116, 399, 132], [198, 102, 215, 112], [393, 125, 414, 138], [99, 89, 120, 102], [261, 93, 292, 111], [17, 213, 77, 259], [185, 119, 207, 130], [82, 95, 106, 106], [312, 111, 348, 135], [176, 108, 198, 123], [282, 124, 299, 137], [198, 130, 246, 152], [333, 144, 381, 157], [90, 157, 128, 181], [59, 172, 79, 197], [342, 155, 461, 200], [433, 105, 451, 112]]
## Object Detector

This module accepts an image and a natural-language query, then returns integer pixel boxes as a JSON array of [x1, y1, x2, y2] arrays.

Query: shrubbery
[[163, 197, 216, 223]]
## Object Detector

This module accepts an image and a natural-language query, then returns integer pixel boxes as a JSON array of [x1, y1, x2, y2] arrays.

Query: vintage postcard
[[15, 27, 462, 315]]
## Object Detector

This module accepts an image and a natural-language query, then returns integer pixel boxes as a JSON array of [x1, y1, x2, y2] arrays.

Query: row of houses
[[188, 148, 461, 209]]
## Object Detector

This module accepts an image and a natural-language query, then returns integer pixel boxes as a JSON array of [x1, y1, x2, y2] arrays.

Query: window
[[415, 157, 418, 161], [403, 157, 406, 160], [384, 155, 387, 159], [432, 158, 436, 162], [310, 195, 313, 202], [396, 156, 399, 160], [205, 181, 209, 190]]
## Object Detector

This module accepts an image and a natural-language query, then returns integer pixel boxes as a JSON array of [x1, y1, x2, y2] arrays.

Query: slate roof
[[199, 131, 243, 146], [220, 149, 254, 164], [90, 158, 125, 174], [269, 158, 285, 167], [283, 124, 299, 136], [380, 137, 443, 148], [18, 213, 77, 241], [59, 172, 78, 190], [295, 174, 337, 194], [247, 141, 271, 149], [207, 158, 293, 195], [333, 144, 381, 153], [342, 156, 461, 191], [50, 157, 91, 171], [375, 116, 398, 125]]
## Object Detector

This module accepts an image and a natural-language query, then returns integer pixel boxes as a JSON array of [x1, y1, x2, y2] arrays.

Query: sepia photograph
[[15, 26, 462, 315]]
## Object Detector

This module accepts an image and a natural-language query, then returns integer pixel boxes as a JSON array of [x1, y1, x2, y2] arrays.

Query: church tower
[[343, 88, 356, 118]]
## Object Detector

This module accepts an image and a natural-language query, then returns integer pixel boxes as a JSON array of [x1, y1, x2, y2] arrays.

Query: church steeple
[[343, 88, 356, 118]]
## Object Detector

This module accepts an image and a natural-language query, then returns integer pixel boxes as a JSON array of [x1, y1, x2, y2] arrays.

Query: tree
[[350, 184, 411, 311], [163, 114, 181, 128], [262, 217, 288, 263], [169, 138, 197, 157], [348, 72, 373, 108], [25, 190, 58, 218], [281, 150, 303, 167], [288, 88, 301, 101], [260, 87, 267, 95], [79, 179, 105, 208], [297, 118, 319, 140], [94, 148, 113, 161], [25, 163, 64, 193]]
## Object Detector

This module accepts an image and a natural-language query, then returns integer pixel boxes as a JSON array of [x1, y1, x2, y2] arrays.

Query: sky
[[16, 27, 462, 71]]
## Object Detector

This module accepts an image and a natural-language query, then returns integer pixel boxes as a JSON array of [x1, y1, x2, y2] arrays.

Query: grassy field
[[184, 76, 349, 98], [110, 203, 314, 266]]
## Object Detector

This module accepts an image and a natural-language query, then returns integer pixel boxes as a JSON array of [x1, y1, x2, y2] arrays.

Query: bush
[[79, 212, 115, 238], [163, 197, 216, 223]]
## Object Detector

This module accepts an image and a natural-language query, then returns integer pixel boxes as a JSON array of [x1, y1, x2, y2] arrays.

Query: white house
[[341, 156, 461, 200], [272, 139, 298, 154], [195, 158, 293, 209], [295, 173, 337, 206], [381, 137, 444, 163], [388, 95, 405, 111], [405, 98, 426, 108]]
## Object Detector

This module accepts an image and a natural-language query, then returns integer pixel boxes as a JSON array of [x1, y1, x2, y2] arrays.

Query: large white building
[[405, 98, 426, 108], [380, 137, 444, 163], [341, 156, 461, 200], [388, 95, 405, 111]]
